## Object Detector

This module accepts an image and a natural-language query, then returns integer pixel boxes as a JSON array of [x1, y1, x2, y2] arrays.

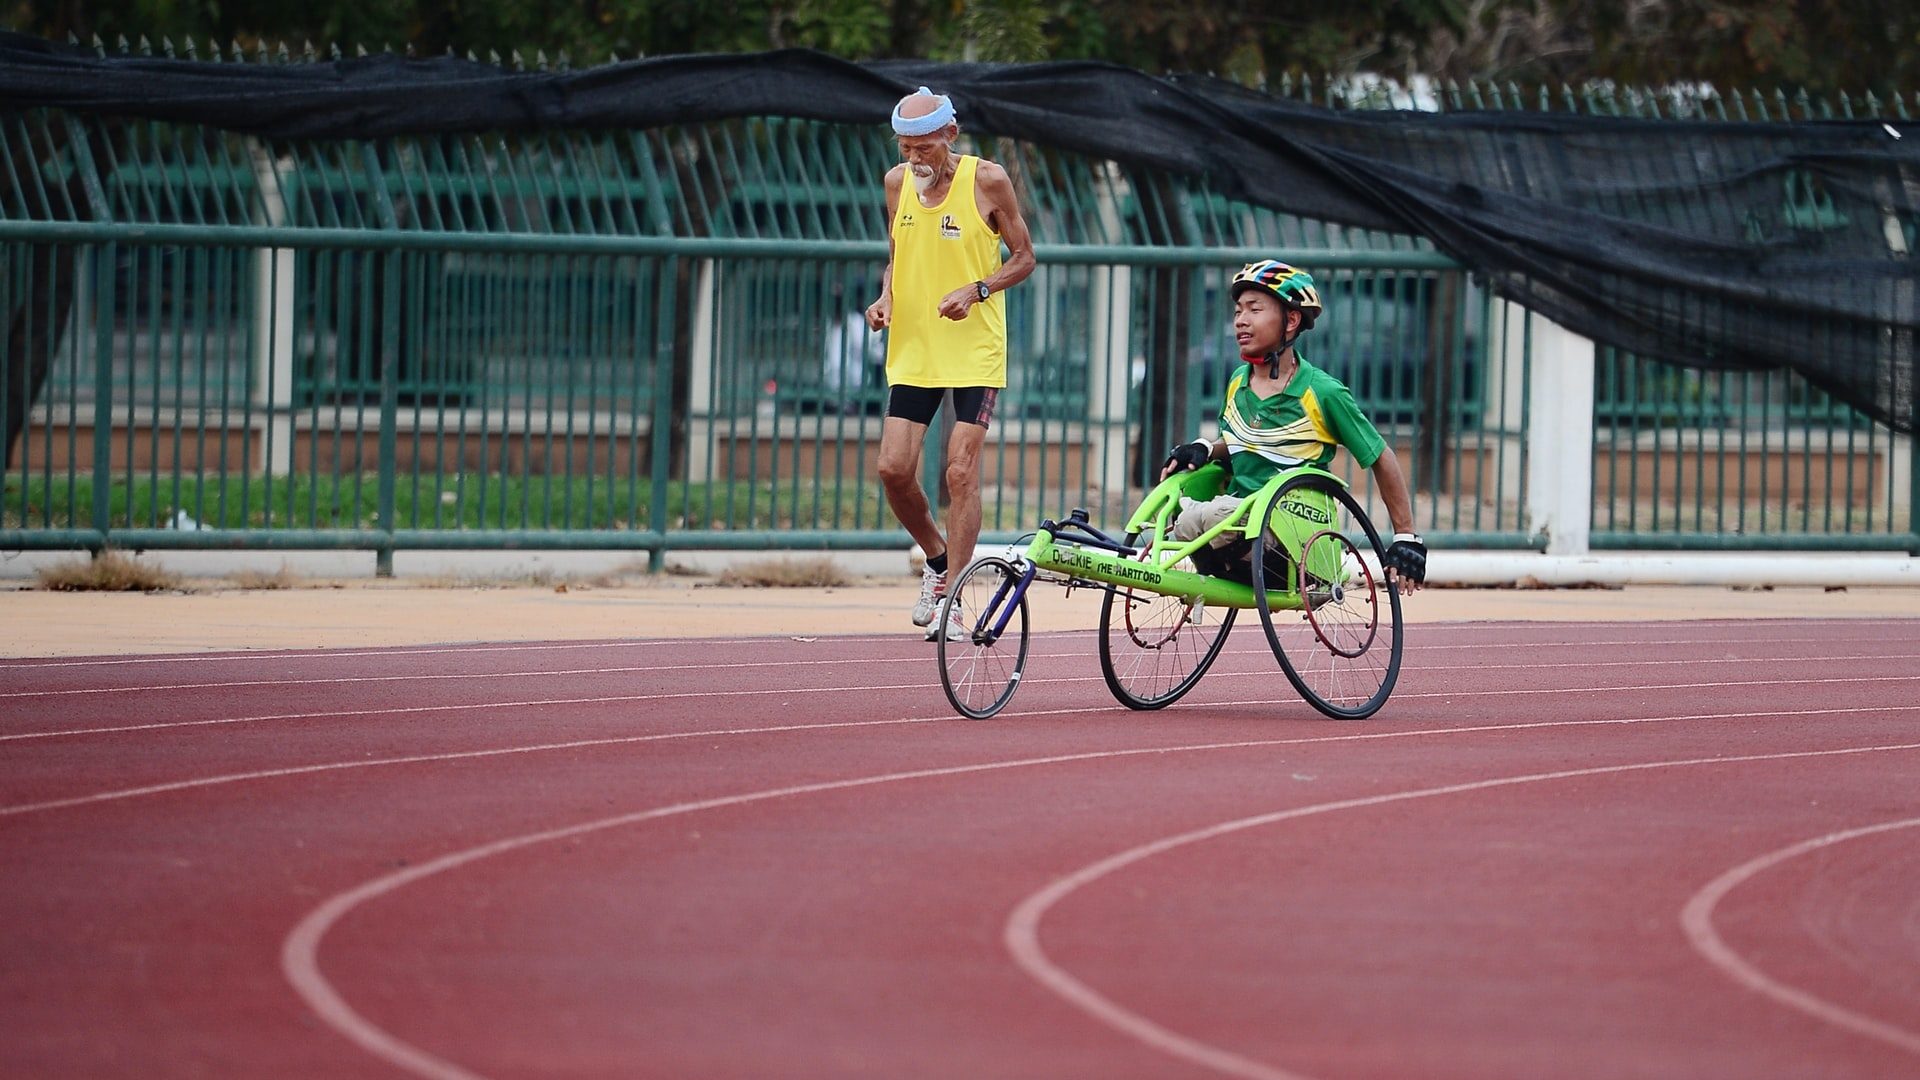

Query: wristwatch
[[975, 281, 991, 302]]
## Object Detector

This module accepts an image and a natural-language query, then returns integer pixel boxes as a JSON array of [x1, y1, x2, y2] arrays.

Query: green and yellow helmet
[[1230, 260, 1322, 330]]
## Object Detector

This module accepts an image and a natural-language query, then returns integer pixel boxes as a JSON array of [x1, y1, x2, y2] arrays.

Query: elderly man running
[[865, 86, 1037, 641]]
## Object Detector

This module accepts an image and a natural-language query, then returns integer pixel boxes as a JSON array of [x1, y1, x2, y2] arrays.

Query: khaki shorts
[[1172, 494, 1249, 547]]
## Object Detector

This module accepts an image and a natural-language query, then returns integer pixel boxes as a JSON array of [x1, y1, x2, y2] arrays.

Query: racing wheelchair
[[933, 462, 1405, 720]]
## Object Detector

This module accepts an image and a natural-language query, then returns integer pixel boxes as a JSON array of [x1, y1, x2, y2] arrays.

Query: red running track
[[3, 617, 1919, 1079]]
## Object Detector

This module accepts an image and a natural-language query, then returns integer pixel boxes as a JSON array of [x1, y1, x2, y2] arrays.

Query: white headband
[[891, 87, 956, 136]]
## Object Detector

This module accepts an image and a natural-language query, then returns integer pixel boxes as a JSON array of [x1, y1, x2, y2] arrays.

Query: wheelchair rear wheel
[[1250, 475, 1404, 719], [1098, 530, 1237, 710]]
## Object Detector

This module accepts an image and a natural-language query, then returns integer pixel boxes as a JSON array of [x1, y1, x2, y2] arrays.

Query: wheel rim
[[1253, 479, 1403, 719], [938, 558, 1029, 719], [1121, 539, 1198, 650], [1123, 585, 1192, 649], [1099, 533, 1236, 710], [1299, 529, 1379, 659]]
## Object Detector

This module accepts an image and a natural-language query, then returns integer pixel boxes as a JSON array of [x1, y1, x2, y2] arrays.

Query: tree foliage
[[5, 0, 1915, 93]]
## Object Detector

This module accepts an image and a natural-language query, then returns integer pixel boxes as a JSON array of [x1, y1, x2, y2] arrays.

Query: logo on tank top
[[939, 214, 962, 239]]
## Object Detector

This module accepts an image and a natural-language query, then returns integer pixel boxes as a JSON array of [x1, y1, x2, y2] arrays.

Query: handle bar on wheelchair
[[1036, 509, 1135, 557]]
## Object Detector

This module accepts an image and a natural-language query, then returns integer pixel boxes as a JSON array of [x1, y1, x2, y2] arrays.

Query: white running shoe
[[911, 564, 946, 626], [925, 602, 966, 642]]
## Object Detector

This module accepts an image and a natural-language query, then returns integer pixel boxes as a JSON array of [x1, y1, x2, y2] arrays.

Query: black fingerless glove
[[1383, 533, 1427, 585], [1163, 439, 1212, 473]]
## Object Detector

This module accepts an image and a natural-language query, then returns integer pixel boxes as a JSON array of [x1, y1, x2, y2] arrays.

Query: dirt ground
[[3, 576, 1915, 657]]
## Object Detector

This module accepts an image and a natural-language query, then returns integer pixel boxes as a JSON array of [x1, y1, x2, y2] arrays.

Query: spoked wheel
[[1099, 531, 1236, 710], [1250, 476, 1403, 719], [937, 556, 1031, 719]]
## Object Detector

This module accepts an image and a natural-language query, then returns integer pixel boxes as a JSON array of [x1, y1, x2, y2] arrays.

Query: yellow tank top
[[885, 155, 1006, 388]]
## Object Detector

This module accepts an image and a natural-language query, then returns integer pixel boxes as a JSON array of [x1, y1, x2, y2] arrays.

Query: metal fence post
[[648, 256, 677, 571], [248, 140, 296, 474], [60, 116, 115, 554], [359, 143, 401, 577], [375, 248, 400, 577], [90, 242, 114, 552], [1910, 385, 1919, 554]]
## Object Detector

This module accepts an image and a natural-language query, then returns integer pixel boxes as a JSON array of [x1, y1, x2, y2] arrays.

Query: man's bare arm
[[977, 161, 1036, 294], [935, 160, 1038, 321], [1369, 446, 1417, 536], [1369, 445, 1423, 593], [866, 166, 904, 330]]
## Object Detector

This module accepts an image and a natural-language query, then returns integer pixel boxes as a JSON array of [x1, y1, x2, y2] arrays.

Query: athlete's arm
[[937, 160, 1037, 321], [866, 166, 904, 331], [1368, 445, 1424, 593], [1368, 445, 1416, 538], [977, 161, 1036, 295]]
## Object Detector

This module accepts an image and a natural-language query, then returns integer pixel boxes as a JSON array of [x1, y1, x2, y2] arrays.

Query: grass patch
[[227, 564, 302, 590], [714, 557, 851, 588], [405, 558, 676, 590], [36, 550, 183, 592], [3, 474, 902, 532]]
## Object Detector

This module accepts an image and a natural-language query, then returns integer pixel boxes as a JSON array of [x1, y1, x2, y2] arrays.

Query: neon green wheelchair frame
[[1020, 461, 1349, 606], [933, 460, 1399, 722]]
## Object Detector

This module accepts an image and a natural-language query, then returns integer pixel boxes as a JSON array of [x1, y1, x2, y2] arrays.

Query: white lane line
[[1680, 818, 1920, 1056], [9, 664, 1919, 743], [1004, 743, 1920, 1080], [0, 635, 885, 670], [8, 702, 1914, 821], [0, 682, 934, 742], [5, 621, 1911, 671], [0, 717, 936, 817], [8, 640, 1919, 701], [0, 657, 937, 699]]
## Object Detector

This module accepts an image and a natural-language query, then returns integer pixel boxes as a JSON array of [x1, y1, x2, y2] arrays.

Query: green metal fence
[[1592, 351, 1911, 549], [2, 47, 1914, 568]]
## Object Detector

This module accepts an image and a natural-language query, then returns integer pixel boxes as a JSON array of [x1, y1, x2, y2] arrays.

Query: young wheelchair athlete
[[1159, 260, 1429, 593]]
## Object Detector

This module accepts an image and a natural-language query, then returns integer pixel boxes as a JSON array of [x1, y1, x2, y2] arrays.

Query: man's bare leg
[[941, 420, 988, 573], [877, 416, 945, 560]]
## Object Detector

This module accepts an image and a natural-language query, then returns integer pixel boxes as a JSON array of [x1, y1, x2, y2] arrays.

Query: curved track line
[[0, 717, 932, 817], [283, 737, 1920, 1080], [1003, 743, 1920, 1080], [281, 738, 1340, 1079], [1680, 818, 1920, 1056], [8, 703, 1916, 820]]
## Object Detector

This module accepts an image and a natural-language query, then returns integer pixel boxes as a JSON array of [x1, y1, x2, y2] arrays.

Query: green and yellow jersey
[[1217, 355, 1386, 498]]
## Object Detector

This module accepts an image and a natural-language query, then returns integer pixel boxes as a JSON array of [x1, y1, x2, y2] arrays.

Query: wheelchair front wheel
[[1250, 476, 1404, 719], [1098, 531, 1237, 710], [937, 556, 1031, 719]]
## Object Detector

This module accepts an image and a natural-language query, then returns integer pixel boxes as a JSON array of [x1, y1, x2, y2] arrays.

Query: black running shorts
[[886, 385, 999, 429]]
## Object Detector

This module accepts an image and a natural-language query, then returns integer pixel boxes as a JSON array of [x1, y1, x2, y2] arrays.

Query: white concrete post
[[1086, 163, 1133, 496], [1087, 264, 1134, 494], [685, 259, 719, 480], [249, 141, 296, 474], [1524, 312, 1596, 554]]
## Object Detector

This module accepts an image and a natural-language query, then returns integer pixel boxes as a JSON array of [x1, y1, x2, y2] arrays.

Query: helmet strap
[[1263, 315, 1303, 380]]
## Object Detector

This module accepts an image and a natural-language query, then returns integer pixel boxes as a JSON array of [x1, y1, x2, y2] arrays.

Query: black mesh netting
[[1, 32, 1913, 431]]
